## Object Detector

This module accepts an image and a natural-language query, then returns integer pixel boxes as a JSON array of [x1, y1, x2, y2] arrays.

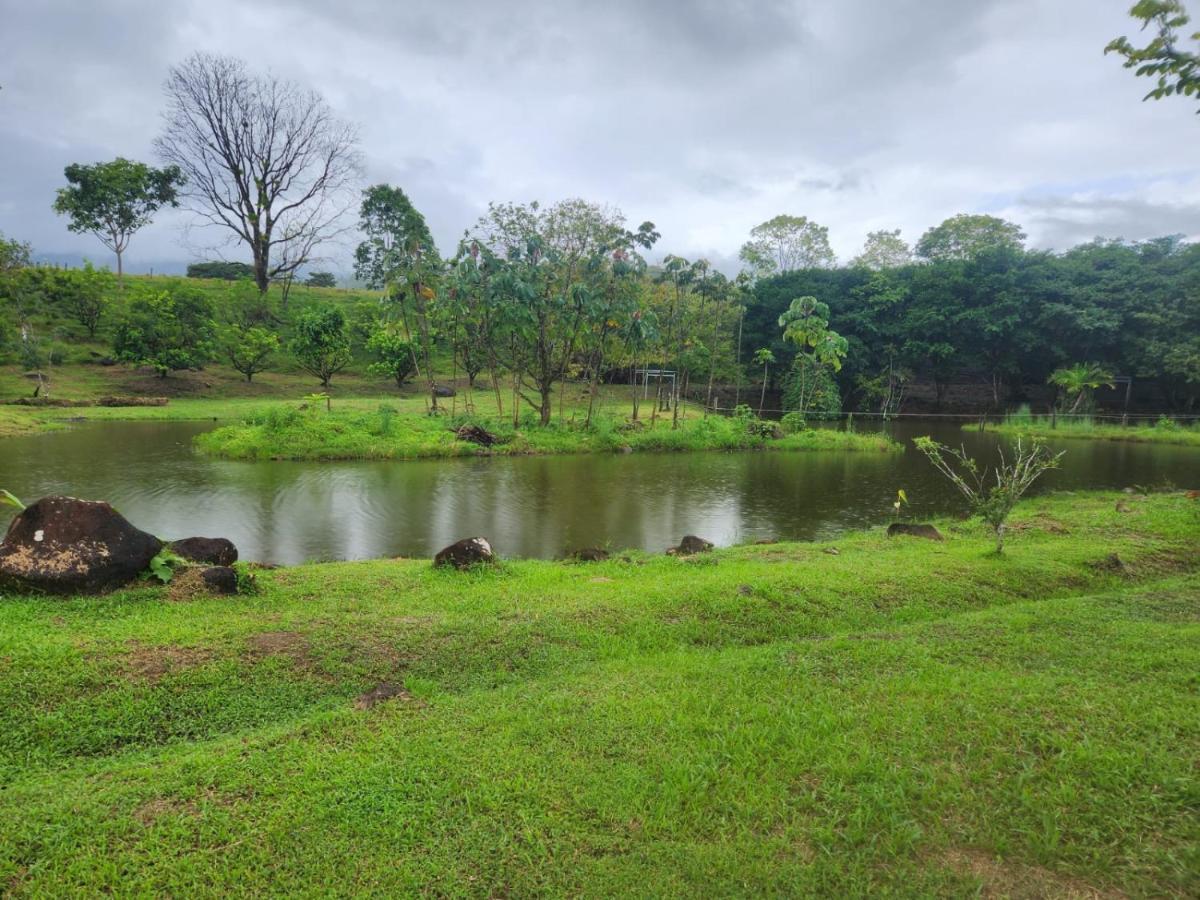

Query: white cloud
[[1, 0, 1197, 273]]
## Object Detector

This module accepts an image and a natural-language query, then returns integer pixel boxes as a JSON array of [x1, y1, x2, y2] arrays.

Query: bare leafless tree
[[155, 53, 361, 295]]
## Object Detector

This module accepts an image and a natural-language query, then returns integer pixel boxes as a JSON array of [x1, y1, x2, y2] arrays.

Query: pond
[[0, 420, 1194, 564]]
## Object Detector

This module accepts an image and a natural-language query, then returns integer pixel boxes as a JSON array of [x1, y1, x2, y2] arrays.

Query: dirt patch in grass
[[353, 682, 416, 710], [937, 848, 1125, 899], [165, 568, 207, 602], [133, 796, 197, 826], [131, 787, 249, 825], [123, 641, 214, 682], [245, 630, 314, 671]]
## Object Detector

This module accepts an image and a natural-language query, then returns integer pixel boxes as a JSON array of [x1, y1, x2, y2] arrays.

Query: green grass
[[0, 492, 1197, 895], [195, 403, 899, 460], [983, 415, 1200, 447]]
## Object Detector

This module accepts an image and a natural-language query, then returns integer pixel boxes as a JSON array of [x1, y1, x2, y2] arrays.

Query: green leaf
[[147, 548, 186, 584], [0, 489, 25, 511]]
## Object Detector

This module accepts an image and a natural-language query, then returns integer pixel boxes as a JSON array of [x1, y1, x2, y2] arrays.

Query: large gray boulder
[[433, 537, 495, 570], [0, 496, 162, 594]]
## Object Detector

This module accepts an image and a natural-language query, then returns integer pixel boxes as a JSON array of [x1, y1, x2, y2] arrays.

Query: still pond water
[[0, 420, 1194, 564]]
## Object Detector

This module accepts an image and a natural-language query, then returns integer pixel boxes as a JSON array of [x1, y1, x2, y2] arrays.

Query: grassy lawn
[[983, 417, 1200, 448], [1, 492, 1197, 896]]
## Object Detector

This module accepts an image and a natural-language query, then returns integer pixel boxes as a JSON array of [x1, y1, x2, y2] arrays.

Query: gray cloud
[[2, 0, 1198, 275]]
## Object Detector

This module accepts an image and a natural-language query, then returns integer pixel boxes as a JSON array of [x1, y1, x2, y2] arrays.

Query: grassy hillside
[[1, 492, 1197, 896]]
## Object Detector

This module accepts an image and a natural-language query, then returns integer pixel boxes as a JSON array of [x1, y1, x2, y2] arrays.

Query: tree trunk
[[253, 248, 270, 296], [734, 308, 744, 408], [630, 357, 640, 421], [115, 248, 124, 290], [759, 366, 768, 416]]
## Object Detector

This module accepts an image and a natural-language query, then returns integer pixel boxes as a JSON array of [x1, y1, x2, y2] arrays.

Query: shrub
[[289, 305, 351, 387], [111, 281, 215, 376], [914, 436, 1064, 553], [780, 412, 807, 434]]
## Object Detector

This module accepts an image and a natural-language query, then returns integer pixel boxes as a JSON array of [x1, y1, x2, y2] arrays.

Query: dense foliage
[[187, 261, 255, 280], [744, 237, 1200, 411]]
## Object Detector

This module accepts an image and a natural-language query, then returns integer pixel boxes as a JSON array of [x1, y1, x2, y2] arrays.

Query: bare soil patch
[[938, 848, 1125, 899]]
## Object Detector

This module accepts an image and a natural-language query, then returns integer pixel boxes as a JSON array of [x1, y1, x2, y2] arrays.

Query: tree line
[[4, 3, 1198, 418]]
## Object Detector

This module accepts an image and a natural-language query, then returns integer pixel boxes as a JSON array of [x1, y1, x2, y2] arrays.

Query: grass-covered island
[[1, 491, 1198, 896], [980, 415, 1200, 447], [196, 403, 900, 460]]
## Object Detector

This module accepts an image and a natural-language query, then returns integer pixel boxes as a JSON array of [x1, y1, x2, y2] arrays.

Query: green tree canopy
[[851, 229, 913, 269], [187, 261, 255, 281], [739, 215, 835, 276], [305, 271, 337, 288], [915, 214, 1025, 261], [52, 158, 183, 283]]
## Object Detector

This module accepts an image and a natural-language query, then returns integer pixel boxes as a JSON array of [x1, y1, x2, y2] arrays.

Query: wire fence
[[700, 403, 1200, 424]]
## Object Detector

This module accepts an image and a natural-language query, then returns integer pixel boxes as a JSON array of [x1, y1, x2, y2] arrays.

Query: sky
[[2, 0, 1199, 275]]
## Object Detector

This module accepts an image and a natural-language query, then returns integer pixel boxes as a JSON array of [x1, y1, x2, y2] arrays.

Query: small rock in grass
[[886, 523, 944, 542], [171, 536, 238, 567], [354, 682, 412, 710], [200, 566, 238, 594], [823, 547, 840, 556], [737, 584, 753, 596], [434, 537, 496, 570]]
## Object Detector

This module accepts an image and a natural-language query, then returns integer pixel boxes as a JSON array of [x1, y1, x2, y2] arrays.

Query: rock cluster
[[0, 495, 243, 597]]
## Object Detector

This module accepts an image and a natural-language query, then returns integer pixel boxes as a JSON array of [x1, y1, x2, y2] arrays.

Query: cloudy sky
[[2, 0, 1198, 274]]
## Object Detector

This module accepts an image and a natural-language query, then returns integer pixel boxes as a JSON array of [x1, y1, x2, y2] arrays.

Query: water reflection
[[0, 420, 1194, 563]]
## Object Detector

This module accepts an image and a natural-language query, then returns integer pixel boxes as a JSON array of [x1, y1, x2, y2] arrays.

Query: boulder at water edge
[[0, 496, 162, 594], [886, 522, 944, 542], [171, 536, 238, 567], [433, 537, 496, 570], [571, 547, 610, 562], [674, 535, 714, 555]]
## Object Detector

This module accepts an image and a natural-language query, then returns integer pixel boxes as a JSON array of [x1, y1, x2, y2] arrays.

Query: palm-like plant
[[1048, 363, 1114, 414], [753, 348, 776, 415]]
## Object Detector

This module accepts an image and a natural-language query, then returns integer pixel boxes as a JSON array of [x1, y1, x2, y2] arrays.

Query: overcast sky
[[2, 0, 1199, 274]]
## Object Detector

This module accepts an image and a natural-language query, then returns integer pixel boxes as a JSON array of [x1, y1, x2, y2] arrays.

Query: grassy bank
[[982, 416, 1200, 447], [0, 492, 1196, 895], [196, 404, 899, 460]]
